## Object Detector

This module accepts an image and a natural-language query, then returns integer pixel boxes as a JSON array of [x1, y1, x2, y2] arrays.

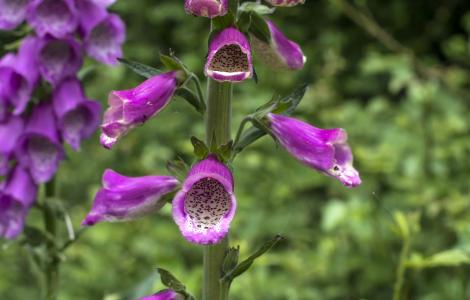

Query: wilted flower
[[82, 169, 179, 226], [0, 0, 30, 30], [265, 0, 305, 7], [252, 20, 306, 70], [140, 289, 184, 300], [100, 71, 181, 149], [172, 155, 236, 245], [268, 113, 361, 188], [205, 27, 253, 82], [27, 0, 78, 38], [0, 116, 24, 175], [184, 0, 229, 18], [53, 77, 101, 150], [16, 102, 64, 184]]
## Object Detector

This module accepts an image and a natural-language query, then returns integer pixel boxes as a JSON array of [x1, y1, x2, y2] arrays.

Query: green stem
[[203, 78, 232, 300], [43, 179, 59, 300], [392, 237, 410, 300]]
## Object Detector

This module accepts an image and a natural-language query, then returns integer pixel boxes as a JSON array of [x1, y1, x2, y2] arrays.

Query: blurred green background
[[2, 0, 470, 299]]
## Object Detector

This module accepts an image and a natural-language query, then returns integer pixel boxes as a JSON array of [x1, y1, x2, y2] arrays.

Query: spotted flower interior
[[208, 44, 250, 75]]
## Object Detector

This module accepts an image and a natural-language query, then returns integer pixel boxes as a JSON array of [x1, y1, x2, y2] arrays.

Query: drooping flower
[[82, 169, 179, 226], [252, 20, 306, 70], [16, 102, 64, 184], [0, 166, 38, 239], [172, 155, 236, 245], [0, 0, 30, 30], [265, 0, 305, 7], [100, 71, 181, 149], [0, 116, 24, 175], [140, 289, 184, 300], [53, 77, 101, 150], [184, 0, 229, 18], [267, 113, 361, 188], [205, 27, 253, 82], [37, 36, 83, 86], [27, 0, 78, 38]]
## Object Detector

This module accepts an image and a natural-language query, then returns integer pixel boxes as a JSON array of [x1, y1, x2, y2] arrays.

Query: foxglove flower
[[53, 78, 101, 150], [27, 0, 78, 38], [90, 0, 116, 7], [37, 37, 83, 86], [172, 155, 236, 245], [252, 20, 306, 70], [0, 116, 24, 175], [184, 0, 229, 18], [100, 72, 180, 149], [205, 27, 253, 82], [265, 0, 305, 7], [0, 166, 37, 239], [268, 113, 361, 188], [16, 102, 64, 184], [0, 96, 7, 122], [0, 0, 30, 30], [140, 289, 184, 300], [82, 169, 179, 226]]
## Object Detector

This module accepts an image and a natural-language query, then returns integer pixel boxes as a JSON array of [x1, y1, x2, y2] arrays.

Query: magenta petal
[[82, 169, 179, 226], [172, 155, 236, 245], [0, 0, 30, 30], [0, 116, 24, 175], [268, 113, 361, 188], [140, 289, 184, 300], [184, 0, 229, 18], [205, 27, 253, 82], [27, 0, 78, 38], [265, 0, 305, 7]]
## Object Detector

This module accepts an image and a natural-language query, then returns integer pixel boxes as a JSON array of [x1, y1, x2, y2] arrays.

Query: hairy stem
[[44, 179, 59, 300]]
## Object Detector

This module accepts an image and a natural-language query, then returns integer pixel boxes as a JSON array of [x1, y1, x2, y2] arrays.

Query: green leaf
[[249, 12, 271, 44], [190, 136, 209, 159], [275, 84, 309, 115], [222, 246, 240, 275], [175, 87, 203, 113], [117, 58, 161, 79], [239, 2, 275, 15], [393, 211, 410, 239], [217, 140, 234, 162], [237, 11, 252, 33], [157, 268, 186, 293], [213, 13, 236, 31], [407, 249, 470, 269], [160, 54, 183, 71], [233, 126, 267, 154], [166, 158, 189, 182]]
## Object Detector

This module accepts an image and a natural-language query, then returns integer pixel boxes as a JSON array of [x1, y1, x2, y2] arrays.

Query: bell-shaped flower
[[205, 27, 253, 82], [140, 289, 184, 300], [0, 0, 30, 30], [268, 113, 361, 188], [100, 71, 181, 149], [77, 0, 125, 65], [27, 0, 78, 38], [0, 166, 38, 239], [37, 36, 83, 86], [16, 102, 64, 184], [0, 116, 24, 175], [172, 155, 236, 245], [53, 77, 101, 150], [82, 169, 179, 226], [252, 20, 306, 70], [184, 0, 229, 18], [0, 36, 40, 115], [265, 0, 305, 7]]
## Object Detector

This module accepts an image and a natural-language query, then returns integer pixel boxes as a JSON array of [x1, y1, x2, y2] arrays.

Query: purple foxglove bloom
[[0, 96, 7, 122], [89, 0, 116, 7], [205, 27, 253, 82], [172, 155, 236, 245], [0, 116, 24, 175], [53, 77, 101, 150], [0, 166, 37, 239], [265, 0, 305, 7], [140, 289, 184, 300], [0, 0, 30, 30], [100, 72, 180, 149], [268, 113, 361, 188], [184, 0, 229, 18], [27, 0, 78, 38], [16, 102, 64, 184], [82, 169, 179, 226], [252, 20, 306, 70], [37, 37, 83, 86]]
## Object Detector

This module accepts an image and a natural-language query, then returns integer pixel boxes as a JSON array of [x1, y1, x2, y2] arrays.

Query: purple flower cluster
[[0, 0, 125, 239]]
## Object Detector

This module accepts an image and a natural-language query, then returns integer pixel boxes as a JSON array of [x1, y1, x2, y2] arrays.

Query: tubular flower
[[184, 0, 229, 18], [0, 116, 24, 175], [205, 27, 253, 82], [252, 20, 306, 70], [265, 0, 305, 7], [82, 169, 179, 226], [267, 113, 361, 188], [37, 37, 83, 86], [27, 0, 78, 38], [0, 166, 38, 239], [53, 77, 101, 150], [16, 102, 64, 184], [100, 71, 181, 149], [172, 155, 236, 245], [140, 289, 184, 300], [0, 0, 30, 30]]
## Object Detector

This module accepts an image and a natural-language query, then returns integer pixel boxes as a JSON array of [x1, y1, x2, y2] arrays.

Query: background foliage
[[2, 0, 470, 299]]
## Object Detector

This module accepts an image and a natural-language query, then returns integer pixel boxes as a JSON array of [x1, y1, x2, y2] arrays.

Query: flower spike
[[0, 0, 30, 30], [27, 0, 78, 38], [184, 0, 229, 18], [0, 116, 24, 176]]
